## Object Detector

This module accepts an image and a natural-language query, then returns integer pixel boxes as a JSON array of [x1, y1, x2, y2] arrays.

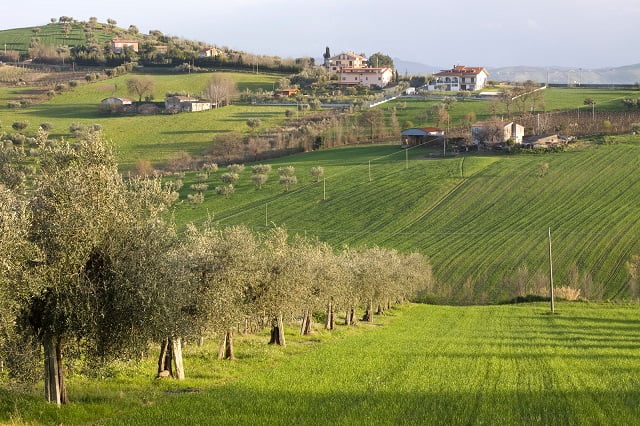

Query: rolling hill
[[171, 138, 640, 303]]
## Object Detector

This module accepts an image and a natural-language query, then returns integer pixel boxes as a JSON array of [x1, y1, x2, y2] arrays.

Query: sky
[[3, 0, 640, 69]]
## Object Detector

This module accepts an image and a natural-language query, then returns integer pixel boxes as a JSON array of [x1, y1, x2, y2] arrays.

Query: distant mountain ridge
[[394, 58, 640, 84]]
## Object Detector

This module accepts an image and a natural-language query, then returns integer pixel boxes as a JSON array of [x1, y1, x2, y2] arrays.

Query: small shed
[[274, 88, 300, 98], [101, 97, 133, 105], [523, 134, 561, 149], [401, 127, 444, 147]]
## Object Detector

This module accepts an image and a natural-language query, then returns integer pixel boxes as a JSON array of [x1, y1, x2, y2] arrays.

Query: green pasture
[[383, 87, 640, 129], [0, 23, 114, 53], [174, 136, 640, 301], [0, 71, 282, 168], [4, 302, 640, 424]]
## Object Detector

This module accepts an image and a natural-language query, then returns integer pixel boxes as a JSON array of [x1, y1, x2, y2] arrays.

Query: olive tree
[[16, 133, 182, 403], [180, 224, 262, 359]]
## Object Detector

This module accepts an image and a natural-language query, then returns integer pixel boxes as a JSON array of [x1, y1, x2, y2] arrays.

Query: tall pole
[[323, 178, 326, 201], [548, 227, 555, 313]]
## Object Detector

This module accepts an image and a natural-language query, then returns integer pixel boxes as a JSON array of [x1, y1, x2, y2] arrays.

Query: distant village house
[[274, 88, 300, 98], [325, 51, 368, 73], [427, 65, 489, 92], [165, 96, 212, 113], [111, 38, 139, 53], [154, 45, 169, 54], [471, 120, 524, 145], [198, 48, 220, 57], [339, 67, 394, 88]]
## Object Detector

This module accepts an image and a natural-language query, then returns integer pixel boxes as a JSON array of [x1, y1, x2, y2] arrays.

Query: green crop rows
[[5, 302, 639, 424]]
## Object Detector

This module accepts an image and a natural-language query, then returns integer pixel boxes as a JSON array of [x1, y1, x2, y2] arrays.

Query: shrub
[[39, 122, 54, 131], [54, 83, 67, 93], [190, 183, 209, 193], [133, 159, 155, 177], [278, 166, 295, 177], [555, 286, 581, 301], [68, 80, 81, 88], [19, 99, 32, 108], [252, 174, 268, 189], [252, 164, 271, 175], [11, 133, 26, 145], [202, 163, 218, 174], [279, 175, 297, 191], [7, 101, 21, 108], [215, 184, 235, 198], [163, 179, 183, 192], [310, 166, 324, 182], [12, 121, 29, 131], [187, 192, 204, 206], [221, 172, 239, 184], [195, 173, 208, 182]]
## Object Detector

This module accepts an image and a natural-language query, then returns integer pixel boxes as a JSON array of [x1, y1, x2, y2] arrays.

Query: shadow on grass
[[23, 104, 101, 120], [102, 387, 640, 425], [161, 130, 221, 135]]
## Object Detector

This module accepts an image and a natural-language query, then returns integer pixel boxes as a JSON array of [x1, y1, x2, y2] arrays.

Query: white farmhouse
[[428, 65, 489, 92], [339, 67, 394, 88], [325, 51, 368, 73]]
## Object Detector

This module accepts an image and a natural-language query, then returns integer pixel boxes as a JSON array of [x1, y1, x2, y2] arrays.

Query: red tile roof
[[435, 65, 488, 77]]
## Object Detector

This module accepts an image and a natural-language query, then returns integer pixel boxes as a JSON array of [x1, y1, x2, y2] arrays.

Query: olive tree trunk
[[300, 308, 312, 336], [268, 313, 286, 346], [218, 328, 236, 360], [43, 334, 67, 404], [362, 300, 374, 322], [157, 337, 185, 379], [325, 300, 335, 330], [345, 306, 356, 326]]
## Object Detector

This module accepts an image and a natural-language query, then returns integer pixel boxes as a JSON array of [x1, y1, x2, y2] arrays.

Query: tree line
[[0, 133, 433, 405]]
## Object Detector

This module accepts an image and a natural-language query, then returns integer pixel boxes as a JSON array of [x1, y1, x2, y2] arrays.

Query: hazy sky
[[3, 0, 639, 69]]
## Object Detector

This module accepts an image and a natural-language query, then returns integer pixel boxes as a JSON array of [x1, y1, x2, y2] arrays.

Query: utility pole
[[405, 148, 408, 170], [323, 178, 326, 201], [548, 227, 555, 313]]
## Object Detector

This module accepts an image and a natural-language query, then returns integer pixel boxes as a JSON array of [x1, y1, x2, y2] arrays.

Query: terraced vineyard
[[176, 137, 640, 302]]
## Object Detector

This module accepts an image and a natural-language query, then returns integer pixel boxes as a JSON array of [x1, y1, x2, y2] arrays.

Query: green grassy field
[[3, 302, 639, 424], [385, 87, 639, 129], [0, 71, 282, 168], [0, 23, 115, 53], [173, 136, 640, 301]]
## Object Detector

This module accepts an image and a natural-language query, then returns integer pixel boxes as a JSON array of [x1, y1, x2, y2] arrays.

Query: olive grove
[[0, 134, 434, 405]]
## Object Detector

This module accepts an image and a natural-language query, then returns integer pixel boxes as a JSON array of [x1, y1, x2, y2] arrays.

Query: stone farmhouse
[[427, 65, 489, 92], [165, 96, 212, 113], [198, 48, 220, 58], [471, 121, 524, 145], [111, 38, 139, 53]]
